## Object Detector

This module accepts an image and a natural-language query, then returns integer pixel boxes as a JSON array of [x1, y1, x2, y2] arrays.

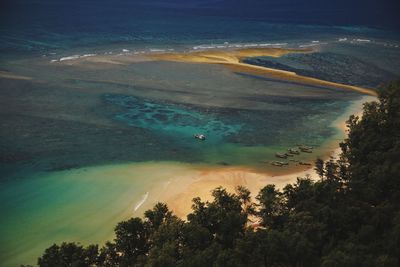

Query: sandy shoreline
[[154, 166, 319, 218]]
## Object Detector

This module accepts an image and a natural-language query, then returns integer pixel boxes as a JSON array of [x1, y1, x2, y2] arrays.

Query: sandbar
[[148, 48, 377, 96]]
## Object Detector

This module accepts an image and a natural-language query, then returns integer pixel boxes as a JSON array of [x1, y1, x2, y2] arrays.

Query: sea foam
[[58, 53, 96, 62], [355, 39, 371, 42], [134, 192, 149, 211]]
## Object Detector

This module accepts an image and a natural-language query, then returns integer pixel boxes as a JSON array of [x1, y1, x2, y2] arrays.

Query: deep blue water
[[1, 0, 399, 56]]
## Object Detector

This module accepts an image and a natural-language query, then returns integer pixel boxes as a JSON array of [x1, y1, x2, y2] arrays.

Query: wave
[[59, 55, 81, 61], [258, 43, 288, 47], [193, 42, 288, 51], [57, 53, 96, 62], [193, 45, 218, 50], [355, 39, 371, 42], [243, 43, 259, 47], [228, 44, 243, 48], [149, 48, 166, 52], [299, 43, 320, 48], [134, 192, 149, 211]]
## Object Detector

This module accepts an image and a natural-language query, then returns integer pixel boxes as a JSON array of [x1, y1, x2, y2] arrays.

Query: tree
[[257, 184, 286, 228], [146, 217, 184, 267], [188, 187, 247, 248], [315, 158, 325, 178], [236, 185, 256, 217], [144, 202, 173, 231], [38, 242, 98, 267], [114, 217, 149, 266], [98, 242, 119, 267], [341, 81, 400, 206]]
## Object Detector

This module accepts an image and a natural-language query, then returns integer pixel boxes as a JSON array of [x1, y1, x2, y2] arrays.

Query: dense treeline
[[34, 81, 400, 267]]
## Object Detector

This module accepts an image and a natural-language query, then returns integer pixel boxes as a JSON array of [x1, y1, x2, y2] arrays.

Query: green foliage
[[257, 184, 286, 228], [37, 81, 400, 266], [187, 187, 247, 248], [342, 81, 400, 205], [144, 202, 173, 231], [114, 217, 149, 266], [38, 243, 99, 267]]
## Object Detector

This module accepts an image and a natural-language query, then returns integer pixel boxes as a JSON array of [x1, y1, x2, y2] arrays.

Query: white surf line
[[134, 192, 149, 211], [51, 53, 97, 63]]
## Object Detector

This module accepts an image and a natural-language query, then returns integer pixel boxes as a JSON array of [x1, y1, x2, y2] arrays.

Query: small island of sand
[[148, 47, 377, 96]]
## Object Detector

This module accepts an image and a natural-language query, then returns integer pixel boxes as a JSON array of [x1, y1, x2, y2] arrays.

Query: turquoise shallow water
[[0, 162, 198, 266], [104, 93, 243, 145], [102, 92, 351, 165]]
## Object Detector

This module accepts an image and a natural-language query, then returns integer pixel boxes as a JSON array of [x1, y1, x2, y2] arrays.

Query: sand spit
[[147, 47, 304, 64], [224, 63, 377, 96], [148, 48, 377, 96]]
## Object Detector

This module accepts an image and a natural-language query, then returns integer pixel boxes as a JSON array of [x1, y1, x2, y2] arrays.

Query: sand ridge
[[148, 48, 378, 96], [147, 47, 306, 64]]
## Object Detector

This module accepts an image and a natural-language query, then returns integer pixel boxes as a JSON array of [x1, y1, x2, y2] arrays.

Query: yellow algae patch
[[148, 47, 377, 97]]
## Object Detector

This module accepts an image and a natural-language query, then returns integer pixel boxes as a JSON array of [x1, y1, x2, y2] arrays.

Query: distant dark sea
[[0, 0, 399, 56]]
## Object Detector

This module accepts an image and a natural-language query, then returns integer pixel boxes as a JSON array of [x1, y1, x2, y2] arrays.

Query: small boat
[[299, 161, 312, 166], [271, 161, 289, 167], [298, 145, 313, 150], [194, 134, 206, 141], [299, 147, 312, 153], [298, 145, 313, 153], [275, 153, 288, 159], [288, 148, 300, 155]]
